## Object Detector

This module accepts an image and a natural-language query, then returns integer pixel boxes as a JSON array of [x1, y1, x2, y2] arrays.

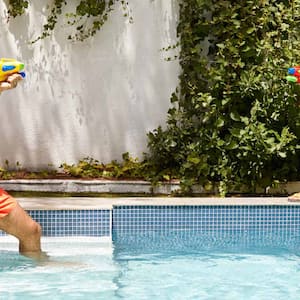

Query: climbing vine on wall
[[7, 0, 28, 18], [7, 0, 132, 42], [146, 0, 300, 195]]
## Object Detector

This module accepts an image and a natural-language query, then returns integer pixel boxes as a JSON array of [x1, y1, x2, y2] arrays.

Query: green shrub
[[146, 0, 300, 195], [60, 154, 147, 180]]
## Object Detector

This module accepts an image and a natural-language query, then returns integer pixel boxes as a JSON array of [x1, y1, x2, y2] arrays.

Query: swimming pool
[[0, 198, 300, 299], [0, 235, 300, 299]]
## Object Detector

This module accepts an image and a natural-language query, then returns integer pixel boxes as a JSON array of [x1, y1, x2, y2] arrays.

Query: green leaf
[[216, 117, 225, 128], [163, 174, 170, 181], [187, 156, 201, 164], [230, 128, 241, 138], [230, 112, 241, 122], [246, 27, 256, 34], [278, 152, 287, 158], [226, 140, 239, 150]]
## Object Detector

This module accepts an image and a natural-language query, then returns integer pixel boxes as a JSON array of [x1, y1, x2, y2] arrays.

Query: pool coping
[[15, 196, 300, 210]]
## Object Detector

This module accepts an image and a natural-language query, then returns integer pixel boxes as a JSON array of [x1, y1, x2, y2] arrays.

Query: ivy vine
[[146, 0, 300, 195], [7, 0, 28, 19], [7, 0, 132, 42]]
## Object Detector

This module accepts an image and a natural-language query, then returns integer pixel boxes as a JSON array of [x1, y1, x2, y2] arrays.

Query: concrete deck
[[15, 196, 299, 210]]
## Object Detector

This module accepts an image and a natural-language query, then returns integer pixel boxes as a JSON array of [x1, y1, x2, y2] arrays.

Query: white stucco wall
[[0, 0, 179, 170]]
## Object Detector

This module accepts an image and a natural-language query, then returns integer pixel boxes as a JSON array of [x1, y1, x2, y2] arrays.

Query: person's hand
[[0, 73, 23, 92]]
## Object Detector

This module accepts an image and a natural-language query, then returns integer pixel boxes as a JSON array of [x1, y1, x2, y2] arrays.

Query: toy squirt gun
[[0, 58, 26, 82], [286, 67, 300, 83]]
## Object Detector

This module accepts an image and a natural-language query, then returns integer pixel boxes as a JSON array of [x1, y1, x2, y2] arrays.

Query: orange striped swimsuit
[[0, 189, 16, 218]]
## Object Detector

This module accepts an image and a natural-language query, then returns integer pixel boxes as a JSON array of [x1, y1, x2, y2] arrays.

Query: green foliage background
[[146, 0, 300, 194]]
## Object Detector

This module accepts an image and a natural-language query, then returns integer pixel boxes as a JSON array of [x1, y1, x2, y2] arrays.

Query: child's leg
[[0, 190, 41, 254]]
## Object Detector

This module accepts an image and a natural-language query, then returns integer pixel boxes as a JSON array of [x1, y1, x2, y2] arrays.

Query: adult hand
[[0, 73, 23, 92]]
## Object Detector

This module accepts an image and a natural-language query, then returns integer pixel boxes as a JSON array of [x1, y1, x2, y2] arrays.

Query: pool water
[[114, 251, 300, 300], [0, 236, 300, 299]]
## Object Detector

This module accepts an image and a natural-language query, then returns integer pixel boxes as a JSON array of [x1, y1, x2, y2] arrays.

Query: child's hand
[[0, 73, 23, 92]]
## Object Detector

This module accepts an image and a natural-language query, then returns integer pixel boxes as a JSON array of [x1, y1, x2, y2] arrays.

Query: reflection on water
[[113, 229, 300, 257]]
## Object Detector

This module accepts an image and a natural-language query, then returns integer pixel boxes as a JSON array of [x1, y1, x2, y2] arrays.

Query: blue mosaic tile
[[1, 205, 300, 252], [0, 209, 111, 237], [112, 205, 300, 252]]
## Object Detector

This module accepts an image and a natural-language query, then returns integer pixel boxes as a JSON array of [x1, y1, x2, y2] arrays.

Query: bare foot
[[21, 250, 49, 261], [21, 251, 86, 268]]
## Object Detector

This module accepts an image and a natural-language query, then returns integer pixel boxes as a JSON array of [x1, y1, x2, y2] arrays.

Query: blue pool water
[[0, 235, 300, 299]]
